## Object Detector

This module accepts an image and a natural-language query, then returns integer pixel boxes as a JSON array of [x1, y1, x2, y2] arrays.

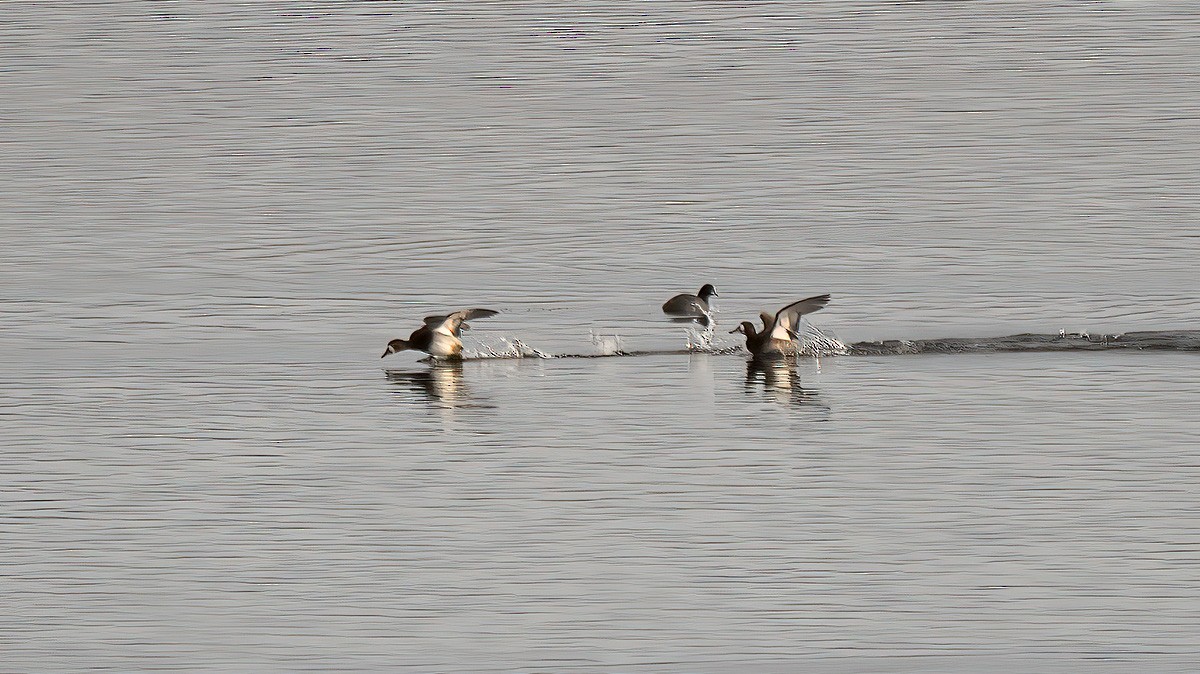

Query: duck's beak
[[728, 326, 742, 334], [381, 347, 394, 358]]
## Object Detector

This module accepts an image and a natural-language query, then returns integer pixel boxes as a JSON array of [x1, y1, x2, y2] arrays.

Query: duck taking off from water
[[381, 308, 499, 359], [730, 294, 830, 359], [662, 284, 718, 326]]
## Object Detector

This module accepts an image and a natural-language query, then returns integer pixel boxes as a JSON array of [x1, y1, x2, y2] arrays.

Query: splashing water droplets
[[590, 331, 625, 356], [797, 321, 849, 357], [470, 335, 552, 359], [685, 320, 718, 352]]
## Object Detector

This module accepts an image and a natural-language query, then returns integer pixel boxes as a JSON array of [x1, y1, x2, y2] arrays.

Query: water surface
[[3, 1, 1200, 672]]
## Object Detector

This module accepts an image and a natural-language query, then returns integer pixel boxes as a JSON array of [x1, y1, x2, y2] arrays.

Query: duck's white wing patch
[[433, 312, 465, 336], [758, 310, 790, 341], [770, 321, 795, 342], [771, 294, 831, 341]]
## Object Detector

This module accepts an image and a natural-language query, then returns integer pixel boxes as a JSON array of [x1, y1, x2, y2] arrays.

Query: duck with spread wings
[[381, 308, 499, 359], [730, 294, 830, 359]]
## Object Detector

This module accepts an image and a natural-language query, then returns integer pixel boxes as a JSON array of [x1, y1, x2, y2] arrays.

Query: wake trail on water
[[461, 321, 848, 361], [466, 334, 740, 360], [847, 330, 1200, 356], [454, 329, 1200, 362]]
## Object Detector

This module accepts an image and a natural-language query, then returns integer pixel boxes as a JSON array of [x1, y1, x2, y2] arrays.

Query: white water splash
[[590, 331, 625, 356], [470, 336, 553, 359], [797, 322, 849, 357], [1058, 329, 1114, 346], [684, 320, 718, 352]]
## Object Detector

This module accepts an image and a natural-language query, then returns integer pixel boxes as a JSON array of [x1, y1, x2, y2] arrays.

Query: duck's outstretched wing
[[459, 308, 499, 321], [770, 294, 831, 341], [433, 308, 499, 336]]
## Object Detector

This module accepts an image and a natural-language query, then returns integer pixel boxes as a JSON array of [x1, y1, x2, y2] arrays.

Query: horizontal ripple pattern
[[3, 1, 1200, 672]]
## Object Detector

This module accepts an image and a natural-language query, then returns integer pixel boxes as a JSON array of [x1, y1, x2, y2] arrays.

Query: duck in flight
[[662, 284, 718, 326], [381, 308, 499, 359], [730, 294, 830, 359]]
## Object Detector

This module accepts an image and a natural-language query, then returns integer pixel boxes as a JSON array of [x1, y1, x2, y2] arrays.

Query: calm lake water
[[3, 2, 1200, 672]]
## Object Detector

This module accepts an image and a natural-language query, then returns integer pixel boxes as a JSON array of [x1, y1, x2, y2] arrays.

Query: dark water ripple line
[[847, 331, 1200, 356], [436, 330, 1200, 362]]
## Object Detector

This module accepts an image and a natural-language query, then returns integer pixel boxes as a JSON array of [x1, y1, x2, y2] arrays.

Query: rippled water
[[3, 2, 1200, 672]]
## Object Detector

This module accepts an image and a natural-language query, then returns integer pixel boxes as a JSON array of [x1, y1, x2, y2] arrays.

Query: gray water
[[3, 2, 1200, 672]]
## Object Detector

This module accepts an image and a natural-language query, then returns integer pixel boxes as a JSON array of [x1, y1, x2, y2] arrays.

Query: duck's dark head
[[729, 321, 756, 337], [698, 284, 718, 300], [381, 338, 410, 358]]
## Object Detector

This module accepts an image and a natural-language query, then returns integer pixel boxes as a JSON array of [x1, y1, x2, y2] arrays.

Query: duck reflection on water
[[744, 358, 827, 411], [385, 359, 487, 408]]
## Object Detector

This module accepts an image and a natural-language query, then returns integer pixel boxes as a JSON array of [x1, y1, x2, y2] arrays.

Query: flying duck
[[662, 284, 718, 325], [381, 308, 499, 359], [730, 294, 830, 358]]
